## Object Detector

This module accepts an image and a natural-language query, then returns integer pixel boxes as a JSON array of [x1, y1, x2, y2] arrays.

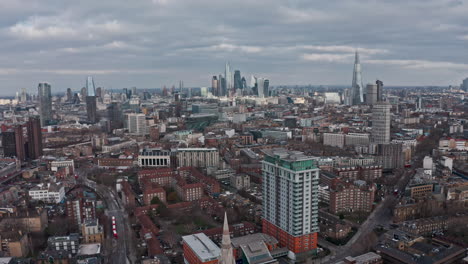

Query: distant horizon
[[0, 84, 455, 98]]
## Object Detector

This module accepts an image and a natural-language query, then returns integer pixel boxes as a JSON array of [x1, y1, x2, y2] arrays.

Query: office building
[[371, 101, 391, 144], [29, 182, 65, 203], [323, 133, 345, 148], [366, 83, 378, 105], [345, 133, 370, 146], [138, 148, 171, 167], [377, 143, 404, 170], [26, 116, 43, 160], [225, 62, 232, 96], [2, 126, 25, 162], [107, 102, 123, 130], [176, 148, 219, 168], [376, 80, 383, 102], [86, 76, 98, 124], [462, 78, 468, 92], [38, 83, 52, 127], [262, 149, 319, 255], [212, 76, 219, 96], [234, 70, 242, 94], [256, 77, 265, 98], [128, 113, 147, 135], [351, 51, 364, 105], [219, 74, 226, 97], [66, 88, 72, 102]]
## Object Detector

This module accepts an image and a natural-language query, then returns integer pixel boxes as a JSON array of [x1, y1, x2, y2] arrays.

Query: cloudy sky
[[0, 0, 467, 95]]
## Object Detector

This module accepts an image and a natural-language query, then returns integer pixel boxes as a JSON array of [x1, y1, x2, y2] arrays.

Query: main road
[[76, 167, 136, 264]]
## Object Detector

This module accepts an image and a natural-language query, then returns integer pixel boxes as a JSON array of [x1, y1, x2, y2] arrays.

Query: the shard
[[351, 51, 364, 105]]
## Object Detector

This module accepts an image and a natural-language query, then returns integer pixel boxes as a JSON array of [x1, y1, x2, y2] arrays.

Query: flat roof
[[77, 243, 101, 256], [182, 233, 220, 261]]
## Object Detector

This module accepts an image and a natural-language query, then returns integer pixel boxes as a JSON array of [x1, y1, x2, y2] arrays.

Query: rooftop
[[77, 243, 101, 256], [182, 233, 220, 261], [231, 233, 278, 248], [262, 148, 313, 162]]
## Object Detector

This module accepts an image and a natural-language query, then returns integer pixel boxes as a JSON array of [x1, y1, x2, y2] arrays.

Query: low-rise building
[[81, 219, 104, 244], [121, 181, 136, 208], [175, 181, 203, 202], [230, 174, 250, 190], [28, 182, 65, 203], [143, 186, 166, 205], [182, 233, 220, 264], [47, 233, 80, 256], [336, 252, 382, 264], [0, 230, 30, 257], [0, 208, 48, 233]]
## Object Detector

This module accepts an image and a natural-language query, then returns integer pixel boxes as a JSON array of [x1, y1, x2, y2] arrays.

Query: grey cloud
[[0, 0, 466, 94]]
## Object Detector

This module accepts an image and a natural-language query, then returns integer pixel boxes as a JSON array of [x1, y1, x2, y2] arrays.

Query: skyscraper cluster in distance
[[211, 62, 270, 98], [344, 51, 384, 106], [0, 43, 466, 264]]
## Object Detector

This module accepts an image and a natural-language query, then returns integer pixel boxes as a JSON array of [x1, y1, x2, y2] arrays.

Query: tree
[[151, 196, 162, 205], [167, 192, 180, 204]]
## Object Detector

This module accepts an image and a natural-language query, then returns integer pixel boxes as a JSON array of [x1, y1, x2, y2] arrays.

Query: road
[[76, 167, 136, 264], [0, 170, 24, 185], [318, 168, 413, 264]]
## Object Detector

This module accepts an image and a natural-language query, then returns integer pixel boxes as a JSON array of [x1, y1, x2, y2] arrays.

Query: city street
[[76, 167, 136, 264]]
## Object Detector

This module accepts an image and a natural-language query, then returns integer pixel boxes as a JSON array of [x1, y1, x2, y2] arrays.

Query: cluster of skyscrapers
[[37, 77, 101, 127], [211, 62, 270, 98]]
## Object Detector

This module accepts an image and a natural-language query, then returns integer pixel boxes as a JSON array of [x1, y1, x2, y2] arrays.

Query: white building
[[318, 184, 330, 204], [137, 148, 171, 167], [176, 148, 219, 168], [371, 102, 391, 144], [262, 148, 319, 255], [127, 113, 147, 135], [101, 140, 137, 153], [50, 159, 75, 171], [323, 133, 345, 148], [423, 156, 433, 175], [29, 182, 65, 203], [440, 156, 453, 171], [345, 133, 370, 146], [182, 233, 220, 264]]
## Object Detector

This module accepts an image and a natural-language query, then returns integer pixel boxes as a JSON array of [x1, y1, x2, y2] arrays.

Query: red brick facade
[[262, 219, 317, 254]]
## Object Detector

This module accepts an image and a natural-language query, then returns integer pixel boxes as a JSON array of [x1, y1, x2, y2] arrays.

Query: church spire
[[219, 212, 235, 264]]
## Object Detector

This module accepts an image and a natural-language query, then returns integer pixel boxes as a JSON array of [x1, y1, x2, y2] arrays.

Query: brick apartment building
[[329, 180, 376, 214]]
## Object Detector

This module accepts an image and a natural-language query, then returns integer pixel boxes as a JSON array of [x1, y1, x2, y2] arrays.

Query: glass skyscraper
[[38, 83, 52, 127], [351, 51, 364, 105], [86, 76, 98, 123]]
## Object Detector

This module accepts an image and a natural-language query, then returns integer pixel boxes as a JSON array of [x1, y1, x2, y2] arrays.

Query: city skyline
[[0, 0, 467, 94]]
